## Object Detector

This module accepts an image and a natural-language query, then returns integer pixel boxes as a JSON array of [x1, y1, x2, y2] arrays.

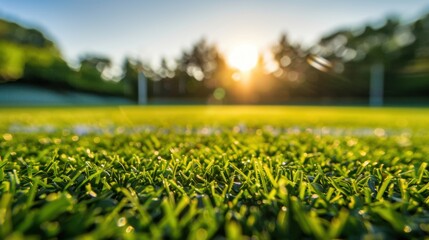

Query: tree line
[[1, 13, 429, 104]]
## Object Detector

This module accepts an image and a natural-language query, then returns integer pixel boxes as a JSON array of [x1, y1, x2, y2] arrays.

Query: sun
[[227, 44, 259, 72]]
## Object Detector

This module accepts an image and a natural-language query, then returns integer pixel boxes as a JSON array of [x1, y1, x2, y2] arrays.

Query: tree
[[79, 55, 111, 76], [0, 18, 62, 82], [175, 38, 224, 98], [270, 34, 308, 101]]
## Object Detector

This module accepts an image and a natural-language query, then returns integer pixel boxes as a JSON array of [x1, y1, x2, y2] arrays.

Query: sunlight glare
[[227, 44, 259, 72]]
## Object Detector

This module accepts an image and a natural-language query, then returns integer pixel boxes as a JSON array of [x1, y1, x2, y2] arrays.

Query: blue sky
[[1, 0, 428, 68]]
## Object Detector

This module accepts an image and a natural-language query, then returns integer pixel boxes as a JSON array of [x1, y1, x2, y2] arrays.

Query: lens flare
[[306, 54, 333, 72]]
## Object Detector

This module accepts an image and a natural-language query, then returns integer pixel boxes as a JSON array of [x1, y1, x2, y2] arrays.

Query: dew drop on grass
[[88, 191, 97, 197], [403, 225, 412, 233], [347, 139, 358, 146], [396, 136, 411, 147], [374, 128, 385, 137], [125, 226, 134, 233], [38, 138, 50, 144], [2, 133, 13, 141], [117, 217, 127, 227], [46, 193, 58, 201]]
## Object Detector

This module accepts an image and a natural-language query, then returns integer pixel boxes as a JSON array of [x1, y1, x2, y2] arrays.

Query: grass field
[[1, 106, 429, 239]]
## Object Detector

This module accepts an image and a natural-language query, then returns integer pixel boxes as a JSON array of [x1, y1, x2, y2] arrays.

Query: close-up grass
[[1, 106, 429, 239]]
